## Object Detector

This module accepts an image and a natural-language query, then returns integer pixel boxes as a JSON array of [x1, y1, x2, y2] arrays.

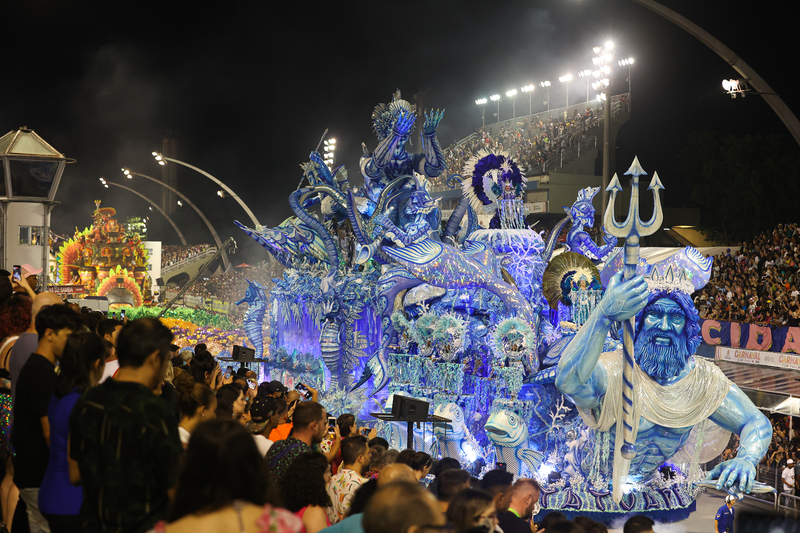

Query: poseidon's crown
[[600, 246, 713, 294]]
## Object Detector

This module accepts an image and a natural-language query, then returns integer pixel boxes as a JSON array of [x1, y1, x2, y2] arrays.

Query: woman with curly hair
[[280, 452, 331, 533], [152, 419, 302, 533], [173, 372, 216, 447]]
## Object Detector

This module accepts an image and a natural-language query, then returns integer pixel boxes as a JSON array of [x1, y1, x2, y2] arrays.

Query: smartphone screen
[[328, 416, 337, 430], [295, 382, 312, 400], [361, 427, 370, 436], [12, 265, 21, 282], [248, 379, 257, 390], [225, 368, 233, 379]]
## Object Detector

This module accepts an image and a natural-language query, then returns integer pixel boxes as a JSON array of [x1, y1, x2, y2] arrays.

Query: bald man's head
[[31, 292, 63, 323], [363, 482, 444, 533], [378, 462, 416, 486]]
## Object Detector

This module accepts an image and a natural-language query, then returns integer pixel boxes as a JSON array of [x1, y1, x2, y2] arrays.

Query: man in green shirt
[[69, 318, 182, 533]]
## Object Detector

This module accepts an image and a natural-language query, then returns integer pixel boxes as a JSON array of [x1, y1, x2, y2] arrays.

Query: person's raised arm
[[556, 272, 649, 409]]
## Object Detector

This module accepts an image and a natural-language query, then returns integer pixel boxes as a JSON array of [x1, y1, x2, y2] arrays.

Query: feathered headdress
[[371, 90, 417, 141], [461, 150, 527, 215]]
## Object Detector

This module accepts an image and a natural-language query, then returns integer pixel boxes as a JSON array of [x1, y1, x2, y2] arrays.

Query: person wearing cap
[[249, 396, 280, 456], [714, 495, 735, 533], [784, 458, 797, 510], [266, 380, 288, 398]]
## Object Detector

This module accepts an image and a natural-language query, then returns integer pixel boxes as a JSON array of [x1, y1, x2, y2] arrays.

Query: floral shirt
[[325, 468, 367, 523]]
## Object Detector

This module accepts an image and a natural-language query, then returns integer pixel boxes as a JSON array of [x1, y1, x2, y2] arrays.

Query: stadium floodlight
[[605, 41, 614, 50], [540, 81, 551, 87], [520, 85, 535, 115], [217, 190, 225, 198], [177, 200, 183, 207], [722, 78, 748, 98], [540, 81, 551, 110], [619, 58, 635, 66], [121, 168, 132, 178], [559, 75, 573, 108], [490, 94, 501, 122], [506, 89, 518, 118], [475, 98, 488, 127]]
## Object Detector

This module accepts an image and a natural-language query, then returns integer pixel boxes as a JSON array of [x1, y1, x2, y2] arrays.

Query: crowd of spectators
[[175, 259, 283, 304], [162, 244, 215, 268], [1, 268, 667, 532], [437, 106, 602, 184], [695, 223, 800, 326]]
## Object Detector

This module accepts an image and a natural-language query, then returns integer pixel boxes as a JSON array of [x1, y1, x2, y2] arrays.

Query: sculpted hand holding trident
[[555, 159, 771, 503]]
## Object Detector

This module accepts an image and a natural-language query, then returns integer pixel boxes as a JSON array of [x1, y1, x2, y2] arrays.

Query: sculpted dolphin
[[485, 409, 545, 477]]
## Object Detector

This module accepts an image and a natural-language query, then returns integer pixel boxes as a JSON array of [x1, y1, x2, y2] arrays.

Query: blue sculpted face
[[634, 297, 691, 379], [570, 201, 595, 229]]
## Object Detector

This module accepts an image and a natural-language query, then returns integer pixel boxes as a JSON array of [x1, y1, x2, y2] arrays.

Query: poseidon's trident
[[603, 156, 664, 460]]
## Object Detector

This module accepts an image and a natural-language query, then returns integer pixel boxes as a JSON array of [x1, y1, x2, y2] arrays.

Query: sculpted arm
[[417, 110, 446, 178], [707, 383, 773, 494], [556, 272, 650, 409], [363, 110, 416, 179]]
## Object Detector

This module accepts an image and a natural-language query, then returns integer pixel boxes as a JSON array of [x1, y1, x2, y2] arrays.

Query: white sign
[[716, 346, 800, 372]]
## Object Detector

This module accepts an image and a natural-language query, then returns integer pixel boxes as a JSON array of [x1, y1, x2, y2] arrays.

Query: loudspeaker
[[156, 277, 164, 286], [391, 395, 429, 421], [232, 345, 255, 361]]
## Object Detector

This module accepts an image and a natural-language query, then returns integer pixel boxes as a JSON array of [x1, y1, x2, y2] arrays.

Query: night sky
[[3, 1, 794, 264]]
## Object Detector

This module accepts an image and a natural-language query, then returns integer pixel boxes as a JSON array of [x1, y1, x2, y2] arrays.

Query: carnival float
[[56, 200, 152, 308], [230, 92, 771, 523]]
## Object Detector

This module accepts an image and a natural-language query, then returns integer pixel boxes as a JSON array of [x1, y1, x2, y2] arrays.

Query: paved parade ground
[[603, 490, 788, 532]]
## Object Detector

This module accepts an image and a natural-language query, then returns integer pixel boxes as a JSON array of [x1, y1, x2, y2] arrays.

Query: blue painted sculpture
[[235, 279, 267, 360], [232, 94, 771, 524]]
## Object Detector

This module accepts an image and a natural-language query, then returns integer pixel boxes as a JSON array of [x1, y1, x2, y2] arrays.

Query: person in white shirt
[[173, 371, 218, 447], [248, 396, 281, 456], [783, 458, 796, 510], [98, 318, 123, 383]]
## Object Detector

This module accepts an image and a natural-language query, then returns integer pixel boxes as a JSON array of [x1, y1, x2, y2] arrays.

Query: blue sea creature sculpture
[[434, 403, 479, 466], [235, 279, 267, 360], [484, 408, 545, 477]]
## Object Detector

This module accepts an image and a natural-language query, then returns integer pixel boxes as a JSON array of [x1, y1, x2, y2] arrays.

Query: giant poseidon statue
[[556, 247, 772, 502]]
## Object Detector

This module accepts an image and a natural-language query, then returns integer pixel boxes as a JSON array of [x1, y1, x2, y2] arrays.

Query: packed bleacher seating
[[437, 105, 605, 185], [162, 244, 215, 267], [180, 258, 283, 303], [695, 223, 799, 326]]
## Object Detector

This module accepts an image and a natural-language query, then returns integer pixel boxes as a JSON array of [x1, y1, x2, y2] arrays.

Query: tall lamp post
[[100, 178, 187, 245], [521, 85, 535, 116], [592, 42, 614, 218], [506, 89, 518, 119], [122, 168, 232, 271], [323, 138, 336, 170], [578, 70, 593, 103], [490, 94, 501, 123], [540, 81, 551, 111], [475, 98, 488, 128], [559, 74, 573, 109], [619, 58, 635, 112], [152, 152, 261, 228]]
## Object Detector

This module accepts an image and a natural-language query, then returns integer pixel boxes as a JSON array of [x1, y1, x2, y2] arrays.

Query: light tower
[[0, 128, 68, 289]]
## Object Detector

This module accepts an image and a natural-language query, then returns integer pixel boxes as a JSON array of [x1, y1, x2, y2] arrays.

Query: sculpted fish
[[485, 409, 545, 477], [434, 403, 476, 466]]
